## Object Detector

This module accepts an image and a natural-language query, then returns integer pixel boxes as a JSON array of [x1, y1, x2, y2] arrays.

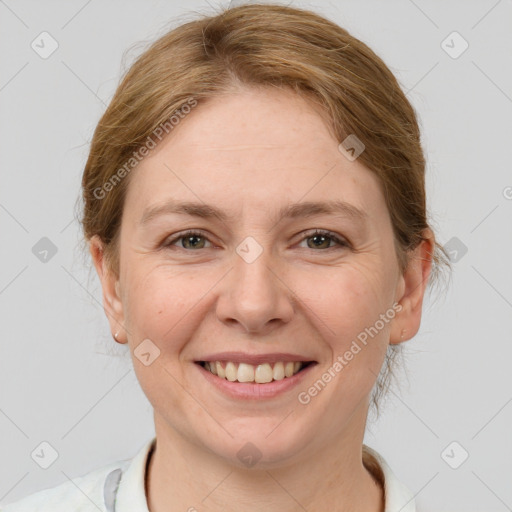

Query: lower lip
[[195, 362, 317, 400]]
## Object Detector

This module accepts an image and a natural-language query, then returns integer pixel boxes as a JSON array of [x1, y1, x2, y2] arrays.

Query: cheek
[[296, 262, 392, 337], [295, 264, 392, 388], [121, 266, 206, 414], [123, 262, 217, 351]]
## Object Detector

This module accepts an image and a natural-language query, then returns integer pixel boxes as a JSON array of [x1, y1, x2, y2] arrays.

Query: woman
[[3, 3, 449, 511]]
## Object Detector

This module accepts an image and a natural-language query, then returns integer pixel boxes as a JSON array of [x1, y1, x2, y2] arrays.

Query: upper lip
[[196, 351, 317, 365]]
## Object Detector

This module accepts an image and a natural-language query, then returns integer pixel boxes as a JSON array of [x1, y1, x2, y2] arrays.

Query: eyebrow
[[139, 199, 368, 227]]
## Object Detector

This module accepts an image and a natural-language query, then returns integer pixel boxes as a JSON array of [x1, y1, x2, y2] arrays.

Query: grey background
[[1, 0, 511, 510]]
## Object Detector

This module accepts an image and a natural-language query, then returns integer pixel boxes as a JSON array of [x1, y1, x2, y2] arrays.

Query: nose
[[215, 241, 295, 335]]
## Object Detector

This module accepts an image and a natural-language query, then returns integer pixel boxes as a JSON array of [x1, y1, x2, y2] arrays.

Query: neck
[[145, 416, 384, 512]]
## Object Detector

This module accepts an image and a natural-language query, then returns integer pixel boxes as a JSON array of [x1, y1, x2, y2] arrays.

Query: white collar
[[112, 438, 416, 512], [112, 438, 155, 512]]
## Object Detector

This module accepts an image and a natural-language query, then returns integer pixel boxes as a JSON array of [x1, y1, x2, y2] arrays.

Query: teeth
[[202, 360, 306, 383], [216, 361, 225, 379], [255, 363, 273, 383], [285, 362, 295, 377], [225, 362, 237, 382], [237, 363, 255, 382], [273, 361, 285, 380]]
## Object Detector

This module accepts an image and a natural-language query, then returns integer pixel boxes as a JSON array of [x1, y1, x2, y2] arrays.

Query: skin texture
[[90, 86, 433, 512]]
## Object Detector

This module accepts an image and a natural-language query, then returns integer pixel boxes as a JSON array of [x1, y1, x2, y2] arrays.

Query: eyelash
[[161, 229, 350, 252]]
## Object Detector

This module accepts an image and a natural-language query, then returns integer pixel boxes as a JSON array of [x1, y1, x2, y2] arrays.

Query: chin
[[201, 423, 312, 469]]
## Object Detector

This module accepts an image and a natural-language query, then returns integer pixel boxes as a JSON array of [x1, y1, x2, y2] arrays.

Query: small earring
[[114, 331, 119, 341], [400, 329, 406, 340]]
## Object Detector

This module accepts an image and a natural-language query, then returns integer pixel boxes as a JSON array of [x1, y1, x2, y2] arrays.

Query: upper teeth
[[203, 361, 304, 383]]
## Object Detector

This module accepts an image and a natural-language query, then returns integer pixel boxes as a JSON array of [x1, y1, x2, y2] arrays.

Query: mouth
[[193, 351, 319, 400], [195, 360, 317, 384]]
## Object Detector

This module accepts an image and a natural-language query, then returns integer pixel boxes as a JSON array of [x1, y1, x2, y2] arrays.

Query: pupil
[[310, 235, 328, 248], [186, 235, 202, 248]]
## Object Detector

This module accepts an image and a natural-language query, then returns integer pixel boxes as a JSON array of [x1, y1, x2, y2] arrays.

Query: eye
[[162, 230, 213, 250], [162, 229, 349, 252], [298, 229, 350, 250]]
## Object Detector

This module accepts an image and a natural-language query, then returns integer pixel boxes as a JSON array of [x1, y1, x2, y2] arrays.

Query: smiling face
[[91, 86, 431, 468]]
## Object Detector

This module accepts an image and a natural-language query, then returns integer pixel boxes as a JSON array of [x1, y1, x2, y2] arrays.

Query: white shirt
[[1, 439, 416, 511]]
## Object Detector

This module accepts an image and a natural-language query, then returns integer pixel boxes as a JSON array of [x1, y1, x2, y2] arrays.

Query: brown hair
[[79, 3, 450, 418]]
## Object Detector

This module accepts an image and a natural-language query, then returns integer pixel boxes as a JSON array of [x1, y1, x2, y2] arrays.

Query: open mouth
[[195, 360, 317, 384]]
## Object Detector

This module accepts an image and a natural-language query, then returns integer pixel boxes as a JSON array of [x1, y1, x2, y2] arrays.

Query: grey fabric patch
[[103, 468, 123, 512]]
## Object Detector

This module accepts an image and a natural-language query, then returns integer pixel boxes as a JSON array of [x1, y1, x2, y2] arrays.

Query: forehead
[[123, 87, 386, 224], [168, 87, 335, 148]]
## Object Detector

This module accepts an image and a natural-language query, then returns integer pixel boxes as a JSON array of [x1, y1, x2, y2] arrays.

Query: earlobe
[[89, 235, 127, 344], [389, 231, 434, 345]]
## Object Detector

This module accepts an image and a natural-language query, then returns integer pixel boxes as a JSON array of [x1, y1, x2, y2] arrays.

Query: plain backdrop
[[1, 1, 511, 510]]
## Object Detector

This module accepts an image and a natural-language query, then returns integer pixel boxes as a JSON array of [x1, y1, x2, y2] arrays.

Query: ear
[[390, 229, 434, 344], [89, 235, 127, 344]]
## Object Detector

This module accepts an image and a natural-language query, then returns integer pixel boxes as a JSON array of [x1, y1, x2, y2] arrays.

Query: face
[[91, 86, 432, 468]]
